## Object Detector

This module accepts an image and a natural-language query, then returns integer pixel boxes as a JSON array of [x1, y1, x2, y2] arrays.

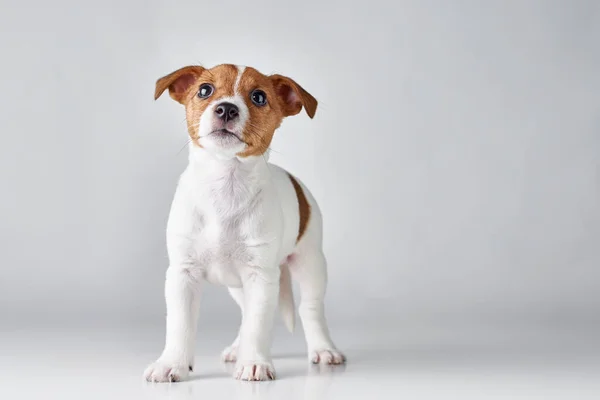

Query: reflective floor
[[2, 322, 599, 399]]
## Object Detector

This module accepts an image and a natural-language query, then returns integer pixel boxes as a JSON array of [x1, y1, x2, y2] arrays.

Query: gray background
[[1, 0, 599, 334]]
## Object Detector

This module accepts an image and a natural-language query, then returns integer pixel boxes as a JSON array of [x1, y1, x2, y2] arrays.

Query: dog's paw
[[221, 344, 238, 363], [309, 349, 346, 365], [234, 361, 276, 381], [144, 360, 191, 383]]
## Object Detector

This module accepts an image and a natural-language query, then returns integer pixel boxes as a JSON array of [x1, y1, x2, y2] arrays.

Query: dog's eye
[[251, 89, 267, 106], [198, 83, 214, 99]]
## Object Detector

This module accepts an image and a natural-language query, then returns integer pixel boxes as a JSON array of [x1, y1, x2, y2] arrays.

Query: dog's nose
[[214, 102, 239, 122]]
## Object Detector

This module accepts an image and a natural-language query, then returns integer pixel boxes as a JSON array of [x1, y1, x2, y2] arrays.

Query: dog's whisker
[[244, 128, 274, 148], [244, 125, 282, 155], [175, 138, 193, 155]]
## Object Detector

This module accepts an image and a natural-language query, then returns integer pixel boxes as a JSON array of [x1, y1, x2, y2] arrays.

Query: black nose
[[215, 102, 239, 122]]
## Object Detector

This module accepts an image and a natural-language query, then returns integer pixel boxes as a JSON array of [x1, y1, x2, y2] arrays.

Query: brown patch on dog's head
[[154, 64, 318, 158], [270, 75, 318, 118], [238, 68, 318, 157], [154, 65, 205, 104]]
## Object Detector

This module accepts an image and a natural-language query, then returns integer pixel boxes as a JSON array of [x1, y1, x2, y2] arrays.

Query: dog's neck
[[186, 145, 269, 212], [188, 144, 268, 175]]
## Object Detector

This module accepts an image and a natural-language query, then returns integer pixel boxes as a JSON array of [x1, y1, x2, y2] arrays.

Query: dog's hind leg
[[221, 287, 244, 362], [289, 247, 346, 365]]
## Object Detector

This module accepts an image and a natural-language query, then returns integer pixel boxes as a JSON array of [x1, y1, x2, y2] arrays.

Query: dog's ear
[[154, 66, 206, 104], [270, 74, 317, 119]]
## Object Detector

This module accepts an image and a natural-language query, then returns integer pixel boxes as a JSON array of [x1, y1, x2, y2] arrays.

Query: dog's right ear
[[154, 66, 206, 104]]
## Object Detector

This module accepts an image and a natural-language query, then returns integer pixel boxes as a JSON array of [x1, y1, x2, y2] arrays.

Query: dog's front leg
[[144, 265, 201, 382], [144, 186, 201, 383], [234, 266, 279, 381]]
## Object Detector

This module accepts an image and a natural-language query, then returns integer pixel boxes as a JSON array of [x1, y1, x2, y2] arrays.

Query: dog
[[143, 64, 345, 382]]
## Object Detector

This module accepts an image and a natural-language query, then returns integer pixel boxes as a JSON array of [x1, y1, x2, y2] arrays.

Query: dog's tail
[[279, 264, 295, 333]]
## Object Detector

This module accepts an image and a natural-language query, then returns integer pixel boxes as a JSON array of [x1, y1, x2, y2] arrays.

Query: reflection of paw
[[310, 349, 346, 365], [221, 344, 238, 363], [144, 359, 191, 383], [234, 362, 276, 381]]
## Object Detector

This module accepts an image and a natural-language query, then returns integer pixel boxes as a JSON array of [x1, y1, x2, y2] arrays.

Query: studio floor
[[2, 321, 598, 400]]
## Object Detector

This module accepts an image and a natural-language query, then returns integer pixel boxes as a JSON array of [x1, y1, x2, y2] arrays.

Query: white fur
[[234, 65, 245, 94], [144, 66, 344, 383]]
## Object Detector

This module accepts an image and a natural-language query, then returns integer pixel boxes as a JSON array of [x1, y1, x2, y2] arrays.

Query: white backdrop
[[1, 0, 599, 331]]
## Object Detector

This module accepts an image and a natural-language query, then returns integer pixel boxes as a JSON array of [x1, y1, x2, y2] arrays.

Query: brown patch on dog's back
[[288, 173, 310, 242]]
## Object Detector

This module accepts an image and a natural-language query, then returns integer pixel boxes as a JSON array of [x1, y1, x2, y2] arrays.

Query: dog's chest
[[192, 217, 249, 287], [188, 182, 263, 287]]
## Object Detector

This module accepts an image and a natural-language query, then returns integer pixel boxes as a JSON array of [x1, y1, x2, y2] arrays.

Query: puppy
[[144, 64, 345, 382]]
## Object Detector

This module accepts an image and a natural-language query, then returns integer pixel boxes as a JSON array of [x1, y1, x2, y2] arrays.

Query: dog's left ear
[[154, 65, 206, 104], [270, 75, 318, 119]]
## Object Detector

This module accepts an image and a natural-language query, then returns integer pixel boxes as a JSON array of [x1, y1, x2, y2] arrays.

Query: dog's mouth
[[208, 128, 244, 142]]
